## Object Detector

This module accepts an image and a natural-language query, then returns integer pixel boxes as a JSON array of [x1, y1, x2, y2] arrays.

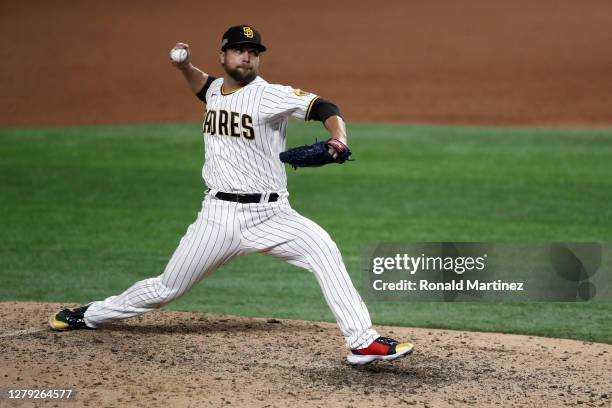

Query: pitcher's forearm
[[179, 63, 209, 94], [324, 115, 347, 145]]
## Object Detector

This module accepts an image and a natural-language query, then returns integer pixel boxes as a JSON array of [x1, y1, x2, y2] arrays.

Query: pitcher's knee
[[148, 277, 185, 307], [309, 236, 343, 263]]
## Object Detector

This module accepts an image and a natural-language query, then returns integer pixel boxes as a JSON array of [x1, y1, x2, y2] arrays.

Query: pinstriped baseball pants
[[84, 193, 379, 349]]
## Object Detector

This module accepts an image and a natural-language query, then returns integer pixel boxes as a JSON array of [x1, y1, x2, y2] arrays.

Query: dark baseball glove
[[279, 138, 352, 169]]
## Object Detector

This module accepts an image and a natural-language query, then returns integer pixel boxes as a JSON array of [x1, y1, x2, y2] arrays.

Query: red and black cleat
[[347, 336, 414, 365]]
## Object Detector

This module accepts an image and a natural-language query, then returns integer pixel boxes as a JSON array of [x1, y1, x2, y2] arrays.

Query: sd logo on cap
[[221, 25, 267, 52]]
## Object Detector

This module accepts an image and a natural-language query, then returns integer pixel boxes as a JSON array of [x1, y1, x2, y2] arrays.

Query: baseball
[[170, 48, 188, 64]]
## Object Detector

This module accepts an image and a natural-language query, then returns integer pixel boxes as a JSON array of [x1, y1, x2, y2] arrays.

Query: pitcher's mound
[[1, 302, 610, 407]]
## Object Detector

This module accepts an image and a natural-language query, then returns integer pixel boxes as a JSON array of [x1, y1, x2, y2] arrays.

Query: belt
[[214, 191, 279, 204]]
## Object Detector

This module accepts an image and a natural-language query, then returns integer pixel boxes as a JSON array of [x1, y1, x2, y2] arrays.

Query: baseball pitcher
[[49, 25, 414, 365]]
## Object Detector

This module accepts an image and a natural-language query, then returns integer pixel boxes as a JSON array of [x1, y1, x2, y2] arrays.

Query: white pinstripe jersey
[[200, 76, 319, 193]]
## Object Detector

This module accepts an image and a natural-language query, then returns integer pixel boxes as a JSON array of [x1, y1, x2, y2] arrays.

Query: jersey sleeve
[[260, 85, 319, 122], [196, 76, 218, 104]]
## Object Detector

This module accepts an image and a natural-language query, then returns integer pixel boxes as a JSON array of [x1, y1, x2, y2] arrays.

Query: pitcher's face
[[220, 46, 261, 85]]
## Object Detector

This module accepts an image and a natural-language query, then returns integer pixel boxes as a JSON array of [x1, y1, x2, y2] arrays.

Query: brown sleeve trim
[[196, 76, 217, 103], [308, 97, 342, 122]]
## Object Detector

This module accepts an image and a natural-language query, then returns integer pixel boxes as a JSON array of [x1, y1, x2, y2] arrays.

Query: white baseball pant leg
[[237, 197, 379, 349], [85, 194, 379, 349], [84, 195, 241, 327]]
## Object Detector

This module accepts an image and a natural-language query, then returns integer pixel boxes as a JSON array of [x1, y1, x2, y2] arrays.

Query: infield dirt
[[2, 0, 612, 128], [1, 302, 611, 408]]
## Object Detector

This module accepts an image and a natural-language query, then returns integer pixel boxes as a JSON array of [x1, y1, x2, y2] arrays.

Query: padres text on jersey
[[200, 76, 319, 193]]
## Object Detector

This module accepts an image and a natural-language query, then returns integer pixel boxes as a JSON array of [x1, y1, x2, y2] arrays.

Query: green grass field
[[1, 122, 611, 343]]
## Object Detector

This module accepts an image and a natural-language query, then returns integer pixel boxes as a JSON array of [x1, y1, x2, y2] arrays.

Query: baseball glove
[[279, 138, 352, 169]]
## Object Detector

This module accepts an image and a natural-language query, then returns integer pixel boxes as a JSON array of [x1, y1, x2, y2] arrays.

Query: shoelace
[[63, 309, 85, 324], [376, 336, 398, 345]]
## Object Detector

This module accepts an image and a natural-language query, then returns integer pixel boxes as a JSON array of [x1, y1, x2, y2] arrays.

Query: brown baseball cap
[[221, 25, 267, 52]]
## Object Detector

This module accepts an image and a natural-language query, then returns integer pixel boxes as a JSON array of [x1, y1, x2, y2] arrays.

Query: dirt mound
[[1, 302, 610, 407]]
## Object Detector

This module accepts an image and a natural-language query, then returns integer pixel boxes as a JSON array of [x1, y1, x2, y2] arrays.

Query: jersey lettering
[[204, 109, 255, 140], [242, 114, 254, 139], [203, 110, 217, 135], [218, 110, 229, 136], [230, 112, 240, 137]]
